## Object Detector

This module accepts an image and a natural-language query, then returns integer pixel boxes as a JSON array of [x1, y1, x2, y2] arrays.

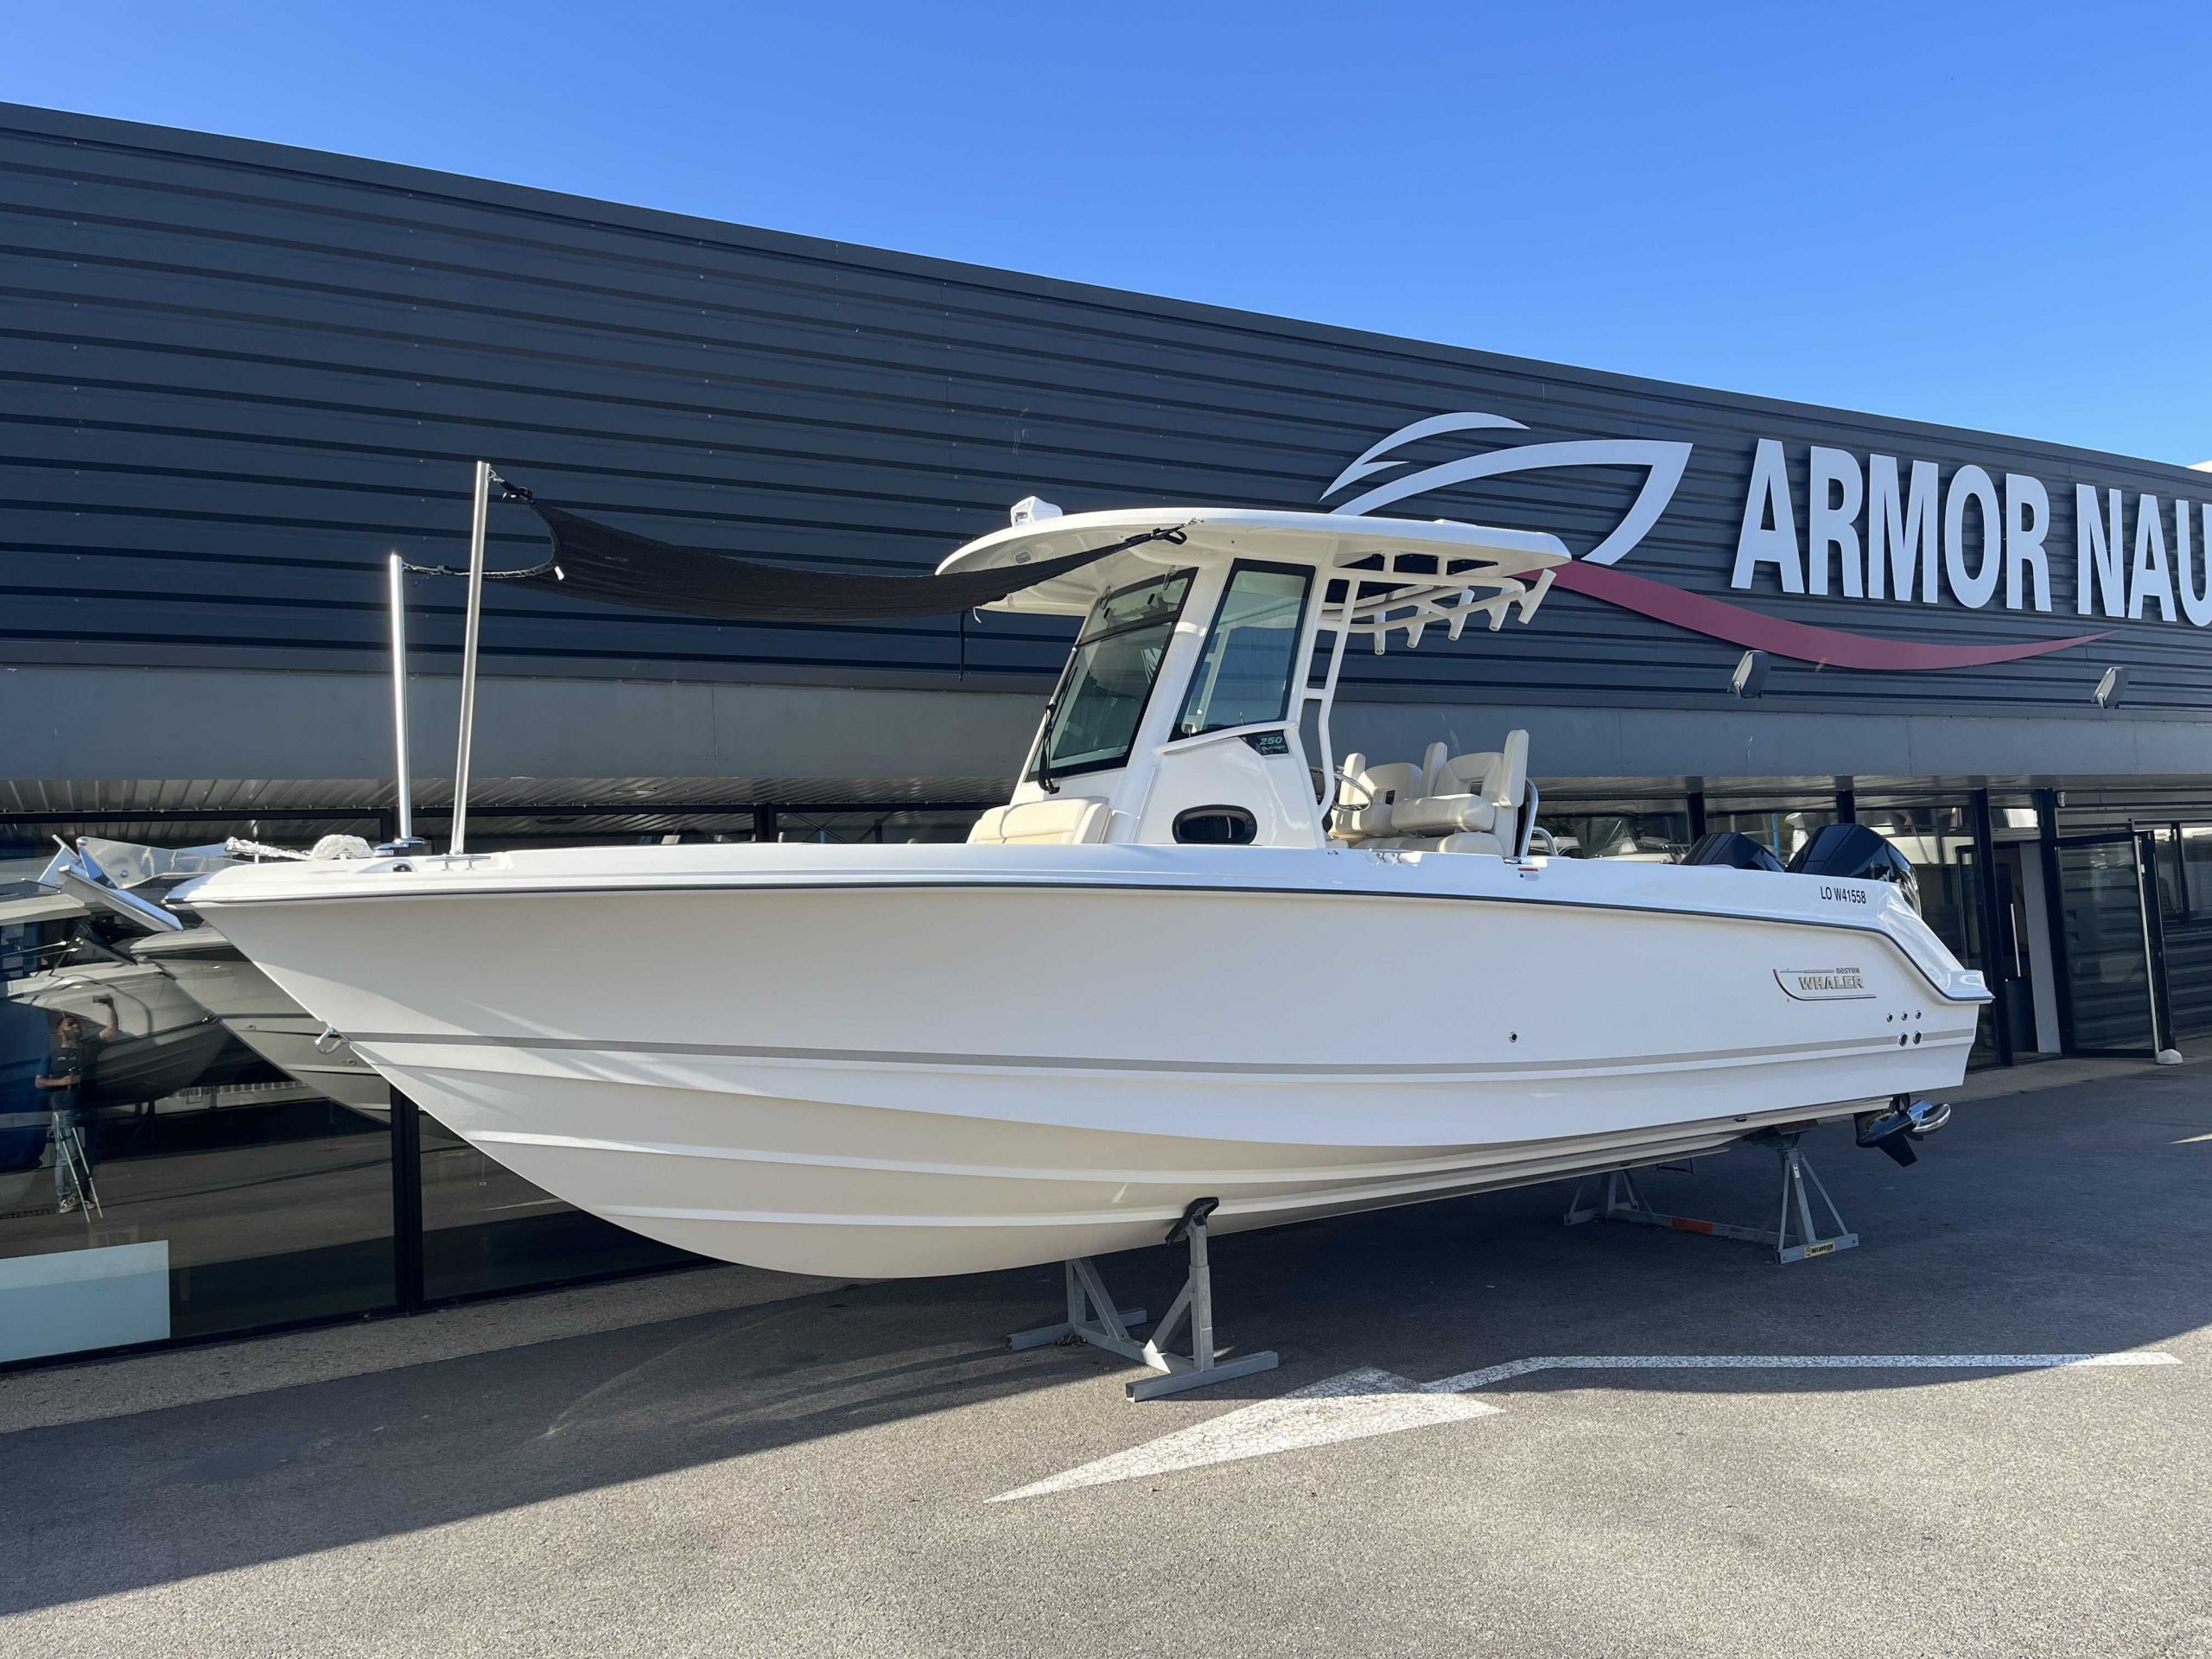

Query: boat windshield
[[1027, 569, 1192, 783], [1174, 563, 1311, 738]]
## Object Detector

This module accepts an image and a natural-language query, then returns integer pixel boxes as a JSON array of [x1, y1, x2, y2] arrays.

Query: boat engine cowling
[[1855, 1095, 1953, 1166], [1787, 822, 1922, 914], [1681, 830, 1785, 873]]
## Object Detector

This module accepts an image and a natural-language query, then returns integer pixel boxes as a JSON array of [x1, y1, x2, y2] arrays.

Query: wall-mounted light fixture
[[1731, 649, 1770, 698], [2094, 665, 2126, 709]]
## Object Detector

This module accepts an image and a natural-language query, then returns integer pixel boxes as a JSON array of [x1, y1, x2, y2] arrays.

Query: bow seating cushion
[[967, 798, 1112, 845]]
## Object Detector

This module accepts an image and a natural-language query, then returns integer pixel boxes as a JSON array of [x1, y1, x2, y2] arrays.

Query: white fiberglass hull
[[187, 844, 1987, 1278]]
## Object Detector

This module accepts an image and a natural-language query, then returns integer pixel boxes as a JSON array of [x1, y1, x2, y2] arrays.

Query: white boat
[[6, 950, 239, 1109], [184, 506, 1988, 1281]]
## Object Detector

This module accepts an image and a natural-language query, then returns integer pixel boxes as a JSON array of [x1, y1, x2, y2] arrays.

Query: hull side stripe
[[351, 1028, 1941, 1077]]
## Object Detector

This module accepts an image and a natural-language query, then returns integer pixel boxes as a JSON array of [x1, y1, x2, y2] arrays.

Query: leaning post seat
[[1390, 730, 1532, 850], [1329, 753, 1427, 843], [966, 798, 1113, 846]]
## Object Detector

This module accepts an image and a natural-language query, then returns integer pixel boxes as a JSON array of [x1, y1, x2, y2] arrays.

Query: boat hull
[[188, 846, 1986, 1277]]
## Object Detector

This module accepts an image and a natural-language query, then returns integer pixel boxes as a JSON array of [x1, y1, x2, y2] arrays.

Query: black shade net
[[455, 502, 1190, 624]]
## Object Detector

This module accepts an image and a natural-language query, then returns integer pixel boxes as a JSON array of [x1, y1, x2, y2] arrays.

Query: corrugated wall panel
[[8, 102, 2212, 718]]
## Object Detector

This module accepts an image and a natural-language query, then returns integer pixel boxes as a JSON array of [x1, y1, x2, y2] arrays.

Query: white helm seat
[[1392, 731, 1531, 849], [1329, 753, 1427, 842]]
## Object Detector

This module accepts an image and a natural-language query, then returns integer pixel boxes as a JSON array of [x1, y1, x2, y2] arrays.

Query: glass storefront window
[[1706, 799, 1837, 864], [453, 814, 761, 851], [2183, 825, 2212, 912], [0, 829, 393, 1364], [1541, 805, 1693, 861], [776, 809, 983, 843], [2159, 828, 2182, 915], [2055, 837, 2160, 1052]]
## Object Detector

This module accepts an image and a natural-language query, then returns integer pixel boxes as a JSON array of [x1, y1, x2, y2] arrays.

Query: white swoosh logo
[[1319, 411, 2107, 672], [1323, 412, 1694, 568]]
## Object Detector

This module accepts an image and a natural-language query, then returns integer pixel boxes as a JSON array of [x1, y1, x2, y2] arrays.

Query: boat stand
[[1563, 1131, 1857, 1264], [1008, 1198, 1281, 1401]]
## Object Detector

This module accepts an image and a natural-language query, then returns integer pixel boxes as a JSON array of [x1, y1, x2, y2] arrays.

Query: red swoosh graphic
[[1550, 561, 2110, 671]]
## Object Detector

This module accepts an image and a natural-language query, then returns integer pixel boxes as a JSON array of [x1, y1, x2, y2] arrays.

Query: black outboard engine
[[1855, 1095, 1954, 1165], [1681, 830, 1785, 872], [1787, 822, 1922, 914]]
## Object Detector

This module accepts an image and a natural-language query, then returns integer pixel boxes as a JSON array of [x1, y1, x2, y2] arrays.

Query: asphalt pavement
[[2, 1060, 2208, 1658]]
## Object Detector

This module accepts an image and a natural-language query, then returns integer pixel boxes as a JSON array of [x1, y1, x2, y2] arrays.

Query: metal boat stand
[[1008, 1198, 1281, 1401], [1563, 1130, 1857, 1264]]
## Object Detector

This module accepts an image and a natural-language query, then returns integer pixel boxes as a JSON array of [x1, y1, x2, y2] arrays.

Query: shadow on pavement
[[3, 1066, 2207, 1614]]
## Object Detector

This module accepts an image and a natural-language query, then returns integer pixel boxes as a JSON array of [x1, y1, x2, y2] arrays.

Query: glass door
[[1991, 844, 2045, 1054], [2052, 830, 2169, 1057]]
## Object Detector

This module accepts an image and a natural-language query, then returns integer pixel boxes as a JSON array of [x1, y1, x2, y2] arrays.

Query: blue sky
[[8, 2, 2209, 462]]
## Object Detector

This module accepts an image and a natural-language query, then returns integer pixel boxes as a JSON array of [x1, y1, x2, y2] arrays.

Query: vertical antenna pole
[[385, 551, 417, 848], [450, 459, 493, 855]]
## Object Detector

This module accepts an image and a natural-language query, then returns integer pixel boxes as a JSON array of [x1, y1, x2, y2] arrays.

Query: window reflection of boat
[[6, 945, 249, 1110], [125, 925, 389, 1118], [1544, 815, 1682, 863], [4, 842, 291, 1117], [19, 839, 390, 1121]]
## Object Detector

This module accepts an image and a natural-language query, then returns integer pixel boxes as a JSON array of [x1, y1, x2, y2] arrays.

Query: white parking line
[[990, 1351, 2180, 1502], [1421, 1351, 2181, 1392]]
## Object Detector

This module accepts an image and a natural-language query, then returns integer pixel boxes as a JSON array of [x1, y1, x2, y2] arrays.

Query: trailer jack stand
[[1564, 1131, 1858, 1264], [1009, 1198, 1281, 1400]]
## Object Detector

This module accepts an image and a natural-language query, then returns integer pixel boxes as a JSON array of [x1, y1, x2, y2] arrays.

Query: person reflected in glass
[[36, 997, 118, 1214]]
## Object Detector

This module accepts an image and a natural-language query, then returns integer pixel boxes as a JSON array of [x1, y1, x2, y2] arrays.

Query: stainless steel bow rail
[[1009, 1198, 1281, 1401], [380, 459, 493, 858], [449, 460, 493, 855], [1563, 1129, 1857, 1264], [381, 547, 425, 856]]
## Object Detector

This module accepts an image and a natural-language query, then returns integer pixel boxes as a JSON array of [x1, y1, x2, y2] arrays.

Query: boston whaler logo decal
[[1322, 412, 2119, 672], [1325, 411, 1693, 570], [1775, 968, 1874, 1001]]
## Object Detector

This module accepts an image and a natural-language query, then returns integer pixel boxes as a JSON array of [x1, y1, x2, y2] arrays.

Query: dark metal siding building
[[3, 102, 2208, 1366], [10, 103, 2212, 761]]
